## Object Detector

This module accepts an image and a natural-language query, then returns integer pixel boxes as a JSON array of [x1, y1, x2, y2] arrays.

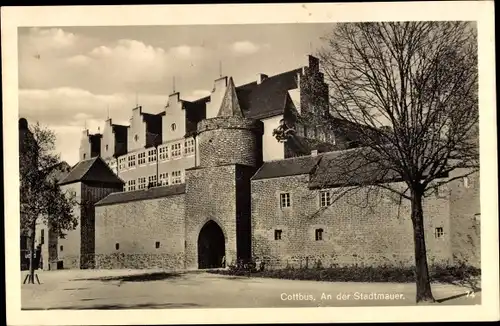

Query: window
[[171, 142, 182, 159], [435, 227, 444, 238], [115, 243, 120, 250], [127, 179, 136, 191], [159, 145, 169, 161], [315, 228, 324, 241], [119, 157, 126, 170], [59, 245, 63, 252], [148, 175, 157, 187], [320, 191, 331, 207], [280, 193, 291, 208], [184, 138, 195, 156], [83, 153, 86, 159], [138, 177, 147, 190], [171, 123, 176, 131], [155, 241, 160, 249], [134, 134, 139, 142], [128, 154, 136, 168], [138, 151, 146, 165], [105, 144, 109, 151], [274, 230, 282, 240], [296, 124, 304, 137], [171, 170, 182, 184], [464, 177, 470, 188], [148, 148, 157, 163], [40, 229, 45, 245], [303, 126, 308, 138], [159, 172, 169, 186]]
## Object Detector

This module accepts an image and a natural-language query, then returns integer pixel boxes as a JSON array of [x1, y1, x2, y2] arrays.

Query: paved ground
[[21, 269, 481, 309]]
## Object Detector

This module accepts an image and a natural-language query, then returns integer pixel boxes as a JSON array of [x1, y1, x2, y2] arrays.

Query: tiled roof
[[183, 68, 302, 136], [59, 156, 124, 186], [251, 155, 322, 181], [95, 183, 186, 206], [240, 69, 302, 119], [308, 148, 401, 189]]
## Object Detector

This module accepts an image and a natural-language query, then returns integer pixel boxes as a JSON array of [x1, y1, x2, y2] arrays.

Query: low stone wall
[[95, 253, 185, 270], [255, 253, 454, 270], [62, 255, 80, 269]]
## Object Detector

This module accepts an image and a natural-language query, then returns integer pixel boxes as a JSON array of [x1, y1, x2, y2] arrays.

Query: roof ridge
[[77, 157, 99, 182]]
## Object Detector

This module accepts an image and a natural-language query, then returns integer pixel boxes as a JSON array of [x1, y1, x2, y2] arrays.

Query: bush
[[208, 262, 480, 284]]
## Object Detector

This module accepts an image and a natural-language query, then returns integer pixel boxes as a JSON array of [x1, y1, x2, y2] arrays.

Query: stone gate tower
[[185, 77, 264, 269]]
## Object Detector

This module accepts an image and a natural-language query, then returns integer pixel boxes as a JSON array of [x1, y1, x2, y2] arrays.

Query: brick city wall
[[449, 169, 481, 267], [94, 193, 186, 269], [185, 165, 238, 269], [251, 174, 452, 269]]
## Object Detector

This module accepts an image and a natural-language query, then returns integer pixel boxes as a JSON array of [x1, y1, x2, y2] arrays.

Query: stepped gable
[[217, 77, 244, 118], [59, 156, 124, 186]]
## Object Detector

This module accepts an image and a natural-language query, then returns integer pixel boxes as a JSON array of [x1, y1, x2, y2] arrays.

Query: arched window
[[315, 228, 324, 241]]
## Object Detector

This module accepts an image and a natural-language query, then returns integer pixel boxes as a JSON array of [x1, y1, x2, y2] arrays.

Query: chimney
[[308, 55, 320, 72], [213, 76, 228, 92], [257, 73, 268, 85], [311, 149, 318, 157]]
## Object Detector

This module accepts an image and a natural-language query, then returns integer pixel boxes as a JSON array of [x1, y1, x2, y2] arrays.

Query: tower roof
[[217, 77, 243, 118]]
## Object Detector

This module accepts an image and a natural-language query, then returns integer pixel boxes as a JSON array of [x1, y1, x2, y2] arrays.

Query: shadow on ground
[[23, 302, 201, 310], [71, 272, 183, 283], [436, 288, 481, 304]]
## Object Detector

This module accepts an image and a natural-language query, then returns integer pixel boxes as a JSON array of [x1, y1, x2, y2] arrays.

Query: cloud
[[19, 87, 168, 127], [230, 41, 269, 55], [27, 28, 78, 51], [20, 87, 173, 166], [19, 31, 209, 94], [183, 89, 211, 101]]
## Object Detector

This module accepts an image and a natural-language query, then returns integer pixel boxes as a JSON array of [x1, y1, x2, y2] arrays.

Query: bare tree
[[276, 22, 478, 303], [19, 121, 78, 283]]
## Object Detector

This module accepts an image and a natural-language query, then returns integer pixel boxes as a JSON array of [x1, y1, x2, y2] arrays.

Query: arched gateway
[[197, 220, 226, 269]]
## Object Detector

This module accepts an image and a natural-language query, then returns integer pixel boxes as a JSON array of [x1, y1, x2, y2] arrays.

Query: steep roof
[[59, 156, 124, 186], [183, 68, 302, 136], [239, 69, 301, 119], [95, 183, 186, 206], [252, 155, 322, 180]]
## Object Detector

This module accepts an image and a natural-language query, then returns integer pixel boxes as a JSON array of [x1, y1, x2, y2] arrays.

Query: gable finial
[[219, 60, 222, 77], [173, 76, 176, 93]]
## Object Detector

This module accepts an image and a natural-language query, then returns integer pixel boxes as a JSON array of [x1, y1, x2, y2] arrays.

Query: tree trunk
[[27, 221, 36, 284], [410, 188, 435, 303]]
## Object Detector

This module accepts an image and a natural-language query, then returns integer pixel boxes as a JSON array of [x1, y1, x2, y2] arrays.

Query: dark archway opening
[[198, 220, 225, 269]]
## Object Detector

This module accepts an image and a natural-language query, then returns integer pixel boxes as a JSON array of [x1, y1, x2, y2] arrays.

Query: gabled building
[[79, 55, 347, 193]]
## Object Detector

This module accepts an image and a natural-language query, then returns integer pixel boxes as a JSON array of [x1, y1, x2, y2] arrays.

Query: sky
[[18, 23, 336, 166]]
